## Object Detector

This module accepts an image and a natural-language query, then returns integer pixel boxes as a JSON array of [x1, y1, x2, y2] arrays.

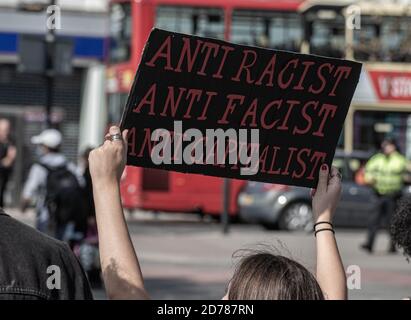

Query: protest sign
[[120, 28, 362, 188]]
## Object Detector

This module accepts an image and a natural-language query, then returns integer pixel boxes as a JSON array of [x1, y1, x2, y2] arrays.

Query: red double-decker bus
[[107, 0, 304, 217]]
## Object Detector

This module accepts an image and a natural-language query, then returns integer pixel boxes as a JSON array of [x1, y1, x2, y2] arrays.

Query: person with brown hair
[[225, 251, 325, 300], [89, 126, 346, 300]]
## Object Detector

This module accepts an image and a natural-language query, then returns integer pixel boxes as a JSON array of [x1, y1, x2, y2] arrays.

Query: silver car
[[238, 150, 380, 231]]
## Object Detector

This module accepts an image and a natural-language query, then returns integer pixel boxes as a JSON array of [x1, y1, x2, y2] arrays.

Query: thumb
[[122, 129, 129, 145], [317, 163, 329, 193], [122, 129, 129, 156]]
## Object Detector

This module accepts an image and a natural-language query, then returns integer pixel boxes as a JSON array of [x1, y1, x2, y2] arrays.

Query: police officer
[[361, 138, 408, 253]]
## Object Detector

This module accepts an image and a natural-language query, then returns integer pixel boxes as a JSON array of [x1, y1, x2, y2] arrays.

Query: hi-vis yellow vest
[[365, 151, 407, 195]]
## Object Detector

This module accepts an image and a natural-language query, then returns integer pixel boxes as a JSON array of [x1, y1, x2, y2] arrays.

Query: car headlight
[[239, 194, 254, 205], [277, 195, 287, 205]]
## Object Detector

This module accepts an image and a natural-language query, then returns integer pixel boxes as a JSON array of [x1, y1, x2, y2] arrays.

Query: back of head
[[228, 251, 324, 300]]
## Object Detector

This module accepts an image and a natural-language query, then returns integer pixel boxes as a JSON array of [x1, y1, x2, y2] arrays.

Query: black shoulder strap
[[37, 162, 52, 173], [37, 161, 67, 173]]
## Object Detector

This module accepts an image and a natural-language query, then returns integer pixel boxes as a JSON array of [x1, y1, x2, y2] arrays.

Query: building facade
[[0, 0, 109, 205]]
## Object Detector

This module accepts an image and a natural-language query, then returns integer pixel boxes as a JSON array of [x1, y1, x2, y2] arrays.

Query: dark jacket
[[0, 209, 93, 299]]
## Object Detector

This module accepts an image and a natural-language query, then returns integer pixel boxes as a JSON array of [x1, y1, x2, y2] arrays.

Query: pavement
[[6, 208, 411, 300]]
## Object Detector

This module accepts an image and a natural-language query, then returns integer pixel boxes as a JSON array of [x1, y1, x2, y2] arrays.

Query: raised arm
[[89, 126, 149, 300], [312, 164, 346, 300]]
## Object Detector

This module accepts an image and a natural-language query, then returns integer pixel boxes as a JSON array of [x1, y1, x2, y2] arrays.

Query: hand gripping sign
[[120, 29, 362, 188]]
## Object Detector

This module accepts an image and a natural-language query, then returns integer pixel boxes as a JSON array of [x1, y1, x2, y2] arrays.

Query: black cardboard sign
[[120, 29, 362, 188]]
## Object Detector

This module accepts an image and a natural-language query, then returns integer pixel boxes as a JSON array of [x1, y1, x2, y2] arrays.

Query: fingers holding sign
[[104, 126, 129, 144], [89, 126, 129, 183], [312, 164, 342, 224]]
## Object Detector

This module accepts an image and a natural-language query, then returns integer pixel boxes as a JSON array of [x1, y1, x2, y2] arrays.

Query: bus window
[[155, 6, 225, 39], [231, 10, 302, 51], [353, 110, 410, 156], [109, 2, 132, 63], [353, 16, 411, 62], [309, 17, 345, 58]]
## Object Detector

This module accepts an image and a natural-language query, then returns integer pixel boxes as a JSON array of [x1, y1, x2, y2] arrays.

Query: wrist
[[314, 211, 333, 224], [93, 176, 119, 190]]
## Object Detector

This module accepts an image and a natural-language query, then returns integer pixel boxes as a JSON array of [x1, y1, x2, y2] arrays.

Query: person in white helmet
[[21, 129, 84, 238]]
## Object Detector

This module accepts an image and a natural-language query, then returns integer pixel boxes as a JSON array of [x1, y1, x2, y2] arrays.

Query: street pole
[[45, 0, 56, 128], [222, 178, 230, 234]]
